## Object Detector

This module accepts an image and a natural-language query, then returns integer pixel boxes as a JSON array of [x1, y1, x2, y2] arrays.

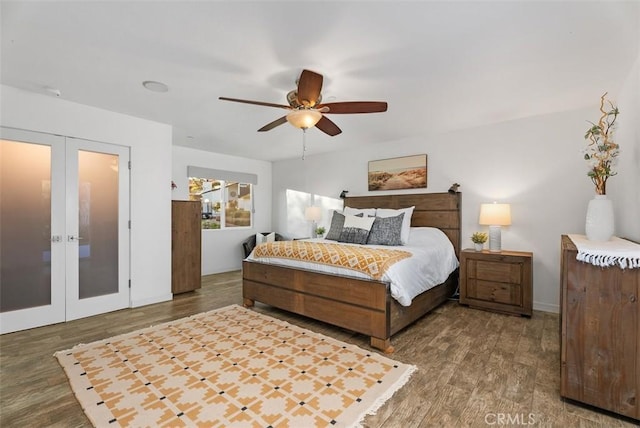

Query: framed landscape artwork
[[368, 154, 427, 191]]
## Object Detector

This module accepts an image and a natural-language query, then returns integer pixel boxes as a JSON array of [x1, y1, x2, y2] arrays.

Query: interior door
[[0, 128, 130, 333], [64, 137, 130, 321], [0, 128, 66, 333]]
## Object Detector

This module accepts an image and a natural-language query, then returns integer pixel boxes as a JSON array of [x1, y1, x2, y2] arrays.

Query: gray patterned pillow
[[339, 228, 370, 245], [338, 215, 375, 245], [326, 211, 362, 241], [366, 213, 405, 246]]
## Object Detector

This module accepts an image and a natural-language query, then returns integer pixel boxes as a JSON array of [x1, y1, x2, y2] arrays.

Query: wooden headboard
[[344, 192, 462, 258]]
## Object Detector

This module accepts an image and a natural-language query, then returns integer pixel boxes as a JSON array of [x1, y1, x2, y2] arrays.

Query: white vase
[[585, 195, 614, 241], [474, 243, 484, 251]]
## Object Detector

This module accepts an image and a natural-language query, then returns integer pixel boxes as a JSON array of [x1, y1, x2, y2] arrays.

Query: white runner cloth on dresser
[[569, 234, 640, 269]]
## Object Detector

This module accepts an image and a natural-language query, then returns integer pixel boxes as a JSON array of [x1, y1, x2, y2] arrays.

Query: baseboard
[[533, 301, 559, 314], [131, 293, 173, 308], [203, 265, 242, 275]]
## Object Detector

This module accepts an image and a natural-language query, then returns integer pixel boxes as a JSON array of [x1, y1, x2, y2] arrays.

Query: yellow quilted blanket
[[252, 241, 412, 280]]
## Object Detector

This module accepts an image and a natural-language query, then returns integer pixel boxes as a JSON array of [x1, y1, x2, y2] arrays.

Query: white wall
[[272, 103, 639, 313], [1, 85, 173, 307], [172, 145, 272, 274], [608, 54, 640, 242]]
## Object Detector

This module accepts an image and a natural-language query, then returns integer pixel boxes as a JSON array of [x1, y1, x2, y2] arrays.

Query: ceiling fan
[[219, 69, 388, 136]]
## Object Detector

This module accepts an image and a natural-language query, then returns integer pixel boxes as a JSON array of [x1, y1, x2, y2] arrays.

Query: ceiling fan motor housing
[[287, 90, 322, 108]]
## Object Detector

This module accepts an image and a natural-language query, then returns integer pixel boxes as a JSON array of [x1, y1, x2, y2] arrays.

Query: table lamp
[[479, 203, 511, 252], [304, 206, 322, 238]]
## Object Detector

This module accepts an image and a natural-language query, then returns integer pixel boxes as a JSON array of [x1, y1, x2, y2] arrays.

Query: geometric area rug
[[55, 304, 416, 427]]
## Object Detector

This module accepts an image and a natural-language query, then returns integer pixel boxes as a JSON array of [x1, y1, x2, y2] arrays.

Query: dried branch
[[582, 92, 620, 195]]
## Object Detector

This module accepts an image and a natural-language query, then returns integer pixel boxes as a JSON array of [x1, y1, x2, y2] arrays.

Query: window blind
[[187, 166, 258, 185]]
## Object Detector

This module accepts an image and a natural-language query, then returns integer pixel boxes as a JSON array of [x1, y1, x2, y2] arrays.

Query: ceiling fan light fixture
[[286, 109, 322, 129]]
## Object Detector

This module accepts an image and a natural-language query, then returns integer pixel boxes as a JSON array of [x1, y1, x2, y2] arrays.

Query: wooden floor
[[1, 271, 637, 427]]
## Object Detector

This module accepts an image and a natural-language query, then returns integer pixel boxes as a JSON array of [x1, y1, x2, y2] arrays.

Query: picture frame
[[368, 154, 427, 191]]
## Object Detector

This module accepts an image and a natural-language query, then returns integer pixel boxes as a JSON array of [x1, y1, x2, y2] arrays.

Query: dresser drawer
[[471, 260, 523, 285]]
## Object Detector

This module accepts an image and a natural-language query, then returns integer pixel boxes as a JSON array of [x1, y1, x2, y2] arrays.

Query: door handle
[[67, 235, 84, 242]]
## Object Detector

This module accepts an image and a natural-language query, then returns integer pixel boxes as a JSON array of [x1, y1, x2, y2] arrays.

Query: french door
[[0, 127, 130, 334]]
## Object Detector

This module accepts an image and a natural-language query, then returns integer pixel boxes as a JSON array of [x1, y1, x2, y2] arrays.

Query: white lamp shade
[[286, 109, 322, 129], [304, 206, 322, 222], [478, 203, 511, 252], [479, 203, 512, 226]]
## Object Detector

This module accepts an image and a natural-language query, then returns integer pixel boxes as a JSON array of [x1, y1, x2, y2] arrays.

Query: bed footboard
[[243, 260, 394, 351], [242, 260, 456, 353]]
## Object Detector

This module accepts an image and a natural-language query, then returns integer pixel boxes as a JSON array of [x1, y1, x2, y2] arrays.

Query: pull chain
[[301, 128, 307, 160]]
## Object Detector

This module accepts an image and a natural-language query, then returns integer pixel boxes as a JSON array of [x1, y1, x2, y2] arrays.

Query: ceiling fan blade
[[258, 116, 288, 132], [219, 97, 291, 110], [318, 101, 388, 114], [296, 69, 323, 107], [315, 116, 342, 136]]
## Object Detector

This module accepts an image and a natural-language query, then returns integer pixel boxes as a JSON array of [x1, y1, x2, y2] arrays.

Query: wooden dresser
[[171, 200, 202, 294], [560, 235, 639, 420]]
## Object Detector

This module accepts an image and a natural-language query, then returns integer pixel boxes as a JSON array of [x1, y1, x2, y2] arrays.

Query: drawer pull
[[630, 294, 637, 303]]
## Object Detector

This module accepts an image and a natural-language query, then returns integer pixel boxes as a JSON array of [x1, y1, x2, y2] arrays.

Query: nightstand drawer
[[466, 279, 522, 306], [468, 259, 523, 285]]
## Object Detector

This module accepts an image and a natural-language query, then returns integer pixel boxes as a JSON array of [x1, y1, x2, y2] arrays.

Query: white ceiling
[[2, 1, 638, 162]]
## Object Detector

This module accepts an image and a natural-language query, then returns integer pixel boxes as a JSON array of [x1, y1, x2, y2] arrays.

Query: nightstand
[[459, 249, 533, 317]]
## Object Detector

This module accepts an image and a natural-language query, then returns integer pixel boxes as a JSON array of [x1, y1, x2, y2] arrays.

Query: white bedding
[[246, 227, 459, 306]]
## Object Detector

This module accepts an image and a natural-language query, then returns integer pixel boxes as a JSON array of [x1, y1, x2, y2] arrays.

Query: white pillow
[[343, 214, 376, 230], [343, 206, 376, 217], [256, 232, 276, 244], [376, 206, 415, 245]]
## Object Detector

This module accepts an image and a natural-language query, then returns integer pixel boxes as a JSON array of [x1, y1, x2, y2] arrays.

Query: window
[[187, 166, 257, 230], [285, 189, 343, 238]]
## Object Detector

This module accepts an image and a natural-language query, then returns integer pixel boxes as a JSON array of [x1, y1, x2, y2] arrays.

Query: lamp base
[[488, 225, 502, 252]]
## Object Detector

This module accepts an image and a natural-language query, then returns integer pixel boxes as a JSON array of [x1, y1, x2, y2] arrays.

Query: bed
[[242, 192, 461, 353]]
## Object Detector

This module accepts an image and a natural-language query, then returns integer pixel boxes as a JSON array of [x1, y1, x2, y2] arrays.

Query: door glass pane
[[0, 140, 52, 312], [78, 150, 119, 299]]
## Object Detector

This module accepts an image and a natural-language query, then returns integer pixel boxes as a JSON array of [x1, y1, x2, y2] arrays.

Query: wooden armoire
[[171, 200, 202, 294], [560, 235, 639, 420]]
